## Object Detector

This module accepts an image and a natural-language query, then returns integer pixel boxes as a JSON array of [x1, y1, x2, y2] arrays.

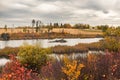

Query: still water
[[0, 58, 10, 66], [0, 38, 103, 49], [0, 38, 103, 66]]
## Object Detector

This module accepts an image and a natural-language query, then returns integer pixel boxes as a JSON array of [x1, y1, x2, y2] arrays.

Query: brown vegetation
[[51, 42, 103, 54], [0, 47, 19, 58], [0, 41, 104, 58], [0, 28, 103, 40]]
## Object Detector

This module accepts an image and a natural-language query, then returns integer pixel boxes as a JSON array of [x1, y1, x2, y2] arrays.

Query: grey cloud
[[82, 1, 103, 10], [0, 8, 31, 19], [103, 10, 109, 14], [0, 0, 120, 27]]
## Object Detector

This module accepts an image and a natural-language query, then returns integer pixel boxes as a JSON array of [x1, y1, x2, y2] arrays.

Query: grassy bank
[[0, 28, 103, 40], [51, 42, 104, 54], [0, 41, 104, 58], [0, 47, 19, 58], [9, 33, 102, 40]]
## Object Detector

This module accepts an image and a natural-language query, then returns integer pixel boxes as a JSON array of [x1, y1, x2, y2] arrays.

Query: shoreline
[[0, 33, 103, 41], [0, 41, 104, 58], [0, 37, 103, 41]]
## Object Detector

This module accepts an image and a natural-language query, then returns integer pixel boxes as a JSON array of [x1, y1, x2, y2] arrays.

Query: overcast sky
[[0, 0, 120, 27]]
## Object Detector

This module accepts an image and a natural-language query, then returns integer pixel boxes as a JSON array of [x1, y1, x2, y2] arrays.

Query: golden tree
[[62, 56, 84, 80]]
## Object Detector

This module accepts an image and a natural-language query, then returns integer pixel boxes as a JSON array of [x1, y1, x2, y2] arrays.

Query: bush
[[40, 59, 65, 80], [0, 55, 40, 80], [17, 44, 51, 72], [103, 37, 120, 52], [1, 33, 10, 40], [62, 56, 85, 80]]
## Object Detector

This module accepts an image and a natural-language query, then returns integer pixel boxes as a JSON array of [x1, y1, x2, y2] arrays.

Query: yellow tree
[[62, 56, 84, 80]]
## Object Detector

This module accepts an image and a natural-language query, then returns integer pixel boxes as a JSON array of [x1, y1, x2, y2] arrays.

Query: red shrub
[[0, 55, 40, 80]]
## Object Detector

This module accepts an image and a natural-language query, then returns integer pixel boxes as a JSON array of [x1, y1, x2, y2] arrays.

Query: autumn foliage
[[62, 56, 84, 80], [0, 55, 40, 80], [18, 45, 51, 72]]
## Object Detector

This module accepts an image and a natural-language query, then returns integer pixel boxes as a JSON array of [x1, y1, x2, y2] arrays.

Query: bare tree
[[4, 24, 7, 32], [36, 20, 39, 32], [32, 19, 35, 32]]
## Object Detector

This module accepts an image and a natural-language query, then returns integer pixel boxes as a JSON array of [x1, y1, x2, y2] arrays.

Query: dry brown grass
[[0, 28, 103, 35], [51, 42, 104, 54], [53, 28, 102, 34], [0, 28, 103, 40]]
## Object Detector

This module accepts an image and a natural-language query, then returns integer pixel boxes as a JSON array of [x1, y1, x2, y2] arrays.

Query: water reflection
[[49, 51, 104, 61]]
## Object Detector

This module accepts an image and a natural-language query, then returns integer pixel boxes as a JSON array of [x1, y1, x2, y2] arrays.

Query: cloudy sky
[[0, 0, 120, 27]]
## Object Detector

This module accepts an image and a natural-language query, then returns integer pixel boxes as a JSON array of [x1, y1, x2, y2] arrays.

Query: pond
[[0, 38, 103, 66], [0, 58, 10, 66], [0, 38, 103, 49]]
